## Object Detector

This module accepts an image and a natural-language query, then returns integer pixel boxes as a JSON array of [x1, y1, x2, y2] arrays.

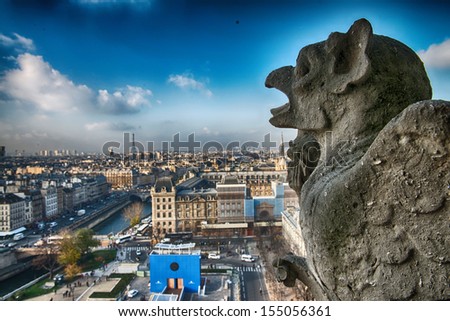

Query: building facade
[[150, 244, 201, 296], [151, 177, 176, 237], [103, 169, 137, 189], [41, 187, 58, 218], [0, 194, 26, 232], [25, 189, 44, 223], [175, 188, 218, 233], [281, 208, 307, 256], [216, 176, 246, 223]]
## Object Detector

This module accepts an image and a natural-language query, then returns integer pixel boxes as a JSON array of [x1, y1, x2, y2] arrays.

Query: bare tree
[[31, 244, 59, 279], [123, 202, 143, 227]]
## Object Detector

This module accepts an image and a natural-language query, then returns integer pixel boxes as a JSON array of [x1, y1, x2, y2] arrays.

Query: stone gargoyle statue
[[266, 18, 449, 300]]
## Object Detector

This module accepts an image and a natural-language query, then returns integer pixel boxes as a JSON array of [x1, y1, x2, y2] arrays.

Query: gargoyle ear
[[326, 18, 372, 94]]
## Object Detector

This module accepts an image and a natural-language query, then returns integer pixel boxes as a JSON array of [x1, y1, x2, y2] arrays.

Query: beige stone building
[[249, 182, 273, 197], [103, 168, 137, 189], [151, 177, 176, 238], [175, 187, 218, 234], [0, 193, 26, 233]]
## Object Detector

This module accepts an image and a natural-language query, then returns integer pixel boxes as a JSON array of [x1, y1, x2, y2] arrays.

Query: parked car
[[127, 289, 139, 298], [7, 242, 17, 248], [208, 253, 220, 260]]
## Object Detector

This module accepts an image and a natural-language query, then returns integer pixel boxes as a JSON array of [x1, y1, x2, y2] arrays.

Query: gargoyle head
[[266, 19, 431, 137]]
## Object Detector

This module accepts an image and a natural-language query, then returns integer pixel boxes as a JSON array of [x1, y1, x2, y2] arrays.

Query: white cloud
[[201, 126, 219, 136], [0, 33, 35, 51], [418, 39, 450, 68], [0, 53, 93, 112], [0, 53, 153, 114], [85, 121, 136, 131], [97, 85, 152, 114], [168, 73, 213, 97], [85, 122, 109, 131]]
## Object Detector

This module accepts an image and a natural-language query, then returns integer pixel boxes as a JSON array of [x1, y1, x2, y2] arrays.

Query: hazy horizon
[[1, 0, 449, 154]]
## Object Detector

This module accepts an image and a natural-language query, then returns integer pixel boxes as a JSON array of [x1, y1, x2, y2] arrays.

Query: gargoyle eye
[[297, 63, 310, 77]]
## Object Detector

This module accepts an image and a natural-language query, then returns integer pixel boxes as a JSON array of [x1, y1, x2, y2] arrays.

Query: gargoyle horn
[[326, 18, 372, 94]]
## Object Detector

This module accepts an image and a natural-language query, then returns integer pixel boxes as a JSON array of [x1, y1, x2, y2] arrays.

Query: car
[[242, 257, 255, 262], [13, 233, 25, 241], [7, 242, 17, 248], [127, 289, 139, 298], [48, 222, 58, 228], [69, 217, 75, 221], [34, 239, 45, 247], [136, 249, 142, 256], [241, 254, 255, 262], [208, 253, 220, 260], [53, 274, 65, 284]]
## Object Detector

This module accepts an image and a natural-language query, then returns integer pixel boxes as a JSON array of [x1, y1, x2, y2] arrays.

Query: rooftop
[[154, 177, 173, 192], [0, 193, 24, 204], [151, 242, 200, 255]]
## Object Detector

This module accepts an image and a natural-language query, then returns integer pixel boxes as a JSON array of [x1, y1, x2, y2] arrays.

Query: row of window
[[177, 204, 213, 211], [176, 196, 216, 201], [221, 211, 243, 217], [220, 203, 242, 210], [155, 221, 172, 226], [155, 197, 172, 203], [177, 211, 213, 219], [155, 212, 172, 218], [156, 204, 172, 210]]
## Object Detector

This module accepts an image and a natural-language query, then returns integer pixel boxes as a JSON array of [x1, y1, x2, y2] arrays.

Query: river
[[92, 201, 151, 235], [0, 201, 151, 298]]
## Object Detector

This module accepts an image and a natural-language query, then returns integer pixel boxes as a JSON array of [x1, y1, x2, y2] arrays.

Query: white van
[[13, 233, 25, 241], [48, 222, 58, 228], [241, 254, 255, 262]]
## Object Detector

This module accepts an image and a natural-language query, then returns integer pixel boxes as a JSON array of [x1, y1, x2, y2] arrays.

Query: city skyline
[[1, 0, 449, 154]]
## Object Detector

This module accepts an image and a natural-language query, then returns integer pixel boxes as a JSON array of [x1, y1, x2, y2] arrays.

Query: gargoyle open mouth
[[265, 66, 298, 129]]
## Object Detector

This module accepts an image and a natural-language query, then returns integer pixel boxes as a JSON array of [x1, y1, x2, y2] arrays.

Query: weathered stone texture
[[267, 18, 449, 300]]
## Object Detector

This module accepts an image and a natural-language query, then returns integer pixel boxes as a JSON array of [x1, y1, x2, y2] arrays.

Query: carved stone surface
[[267, 19, 449, 300]]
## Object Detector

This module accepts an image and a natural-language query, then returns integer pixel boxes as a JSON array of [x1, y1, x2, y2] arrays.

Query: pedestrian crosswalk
[[122, 246, 150, 252], [234, 266, 262, 273]]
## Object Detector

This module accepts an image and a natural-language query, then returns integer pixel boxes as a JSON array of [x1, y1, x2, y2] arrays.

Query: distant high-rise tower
[[279, 133, 285, 157], [0, 146, 5, 157], [132, 133, 136, 160]]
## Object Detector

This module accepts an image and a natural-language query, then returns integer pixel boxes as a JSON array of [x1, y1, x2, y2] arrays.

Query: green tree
[[75, 228, 100, 254], [58, 232, 81, 266], [123, 202, 143, 227], [64, 263, 82, 279]]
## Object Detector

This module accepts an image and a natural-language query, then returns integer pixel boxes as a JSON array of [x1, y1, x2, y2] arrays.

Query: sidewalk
[[27, 260, 122, 301]]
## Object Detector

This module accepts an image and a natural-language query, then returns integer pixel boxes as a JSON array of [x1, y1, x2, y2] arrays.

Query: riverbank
[[71, 197, 131, 231], [0, 199, 141, 297], [93, 202, 151, 235]]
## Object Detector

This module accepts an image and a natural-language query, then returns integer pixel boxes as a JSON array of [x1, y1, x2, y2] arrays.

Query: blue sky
[[0, 0, 449, 154]]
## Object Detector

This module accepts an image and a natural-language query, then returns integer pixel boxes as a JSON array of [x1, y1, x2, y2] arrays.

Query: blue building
[[244, 181, 287, 221], [149, 243, 201, 298]]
